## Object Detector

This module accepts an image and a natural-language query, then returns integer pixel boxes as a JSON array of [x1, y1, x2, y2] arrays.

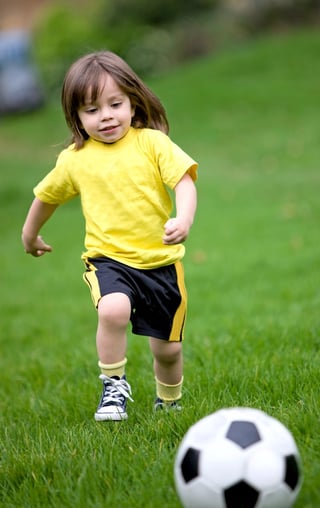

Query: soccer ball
[[174, 407, 302, 508]]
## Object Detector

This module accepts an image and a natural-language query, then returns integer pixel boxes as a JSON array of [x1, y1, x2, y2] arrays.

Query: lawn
[[0, 28, 319, 507]]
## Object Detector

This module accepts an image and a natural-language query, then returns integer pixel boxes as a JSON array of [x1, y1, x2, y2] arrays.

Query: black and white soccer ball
[[174, 407, 302, 508]]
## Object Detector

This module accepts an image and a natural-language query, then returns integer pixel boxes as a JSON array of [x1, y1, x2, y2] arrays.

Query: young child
[[22, 51, 198, 421]]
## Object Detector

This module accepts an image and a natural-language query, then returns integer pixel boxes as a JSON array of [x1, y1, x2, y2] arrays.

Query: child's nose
[[101, 106, 113, 120]]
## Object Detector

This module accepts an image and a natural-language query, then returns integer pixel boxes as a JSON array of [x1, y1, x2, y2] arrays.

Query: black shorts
[[83, 257, 187, 341]]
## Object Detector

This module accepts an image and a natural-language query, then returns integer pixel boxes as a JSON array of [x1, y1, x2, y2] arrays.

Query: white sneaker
[[95, 374, 133, 421]]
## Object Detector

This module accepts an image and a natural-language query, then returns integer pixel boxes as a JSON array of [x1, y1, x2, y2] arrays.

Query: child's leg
[[96, 292, 131, 365], [149, 337, 183, 404], [95, 292, 132, 421]]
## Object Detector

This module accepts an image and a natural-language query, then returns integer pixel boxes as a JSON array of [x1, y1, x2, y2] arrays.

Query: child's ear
[[131, 106, 135, 118]]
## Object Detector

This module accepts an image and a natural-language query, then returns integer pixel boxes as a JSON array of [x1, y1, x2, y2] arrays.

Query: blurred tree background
[[32, 0, 219, 91], [1, 0, 319, 96]]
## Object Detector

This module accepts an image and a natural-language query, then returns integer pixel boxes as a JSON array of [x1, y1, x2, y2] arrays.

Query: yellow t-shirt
[[34, 127, 198, 269]]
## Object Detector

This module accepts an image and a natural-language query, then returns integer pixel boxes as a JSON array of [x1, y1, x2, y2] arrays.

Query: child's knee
[[152, 339, 182, 364], [98, 293, 131, 327]]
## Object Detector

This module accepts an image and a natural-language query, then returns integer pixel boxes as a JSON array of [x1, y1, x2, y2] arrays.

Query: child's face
[[78, 73, 135, 144]]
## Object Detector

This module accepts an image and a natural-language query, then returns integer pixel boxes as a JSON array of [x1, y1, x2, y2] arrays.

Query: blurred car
[[0, 30, 45, 115]]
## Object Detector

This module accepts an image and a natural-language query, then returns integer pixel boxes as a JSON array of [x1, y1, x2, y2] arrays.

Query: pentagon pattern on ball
[[226, 420, 261, 449], [180, 447, 200, 483], [224, 480, 259, 508], [285, 454, 300, 490]]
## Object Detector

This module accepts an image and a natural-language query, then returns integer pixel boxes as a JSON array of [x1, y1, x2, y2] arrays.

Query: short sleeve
[[34, 148, 79, 204], [140, 129, 198, 189]]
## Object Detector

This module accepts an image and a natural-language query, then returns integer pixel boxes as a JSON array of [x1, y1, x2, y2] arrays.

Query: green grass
[[1, 28, 320, 507]]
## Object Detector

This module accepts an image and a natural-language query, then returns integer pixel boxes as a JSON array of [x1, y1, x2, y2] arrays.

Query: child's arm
[[22, 197, 58, 257], [163, 172, 197, 245]]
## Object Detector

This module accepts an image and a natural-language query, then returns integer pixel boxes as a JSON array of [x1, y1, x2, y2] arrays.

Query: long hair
[[61, 51, 169, 149]]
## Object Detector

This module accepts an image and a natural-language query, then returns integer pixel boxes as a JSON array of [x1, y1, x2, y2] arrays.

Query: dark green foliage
[[33, 1, 220, 92], [106, 0, 218, 25]]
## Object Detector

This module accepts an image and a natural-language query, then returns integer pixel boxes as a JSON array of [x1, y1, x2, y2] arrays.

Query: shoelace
[[99, 374, 134, 404]]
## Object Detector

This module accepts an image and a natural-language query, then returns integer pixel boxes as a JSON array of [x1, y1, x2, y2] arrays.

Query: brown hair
[[61, 51, 169, 149]]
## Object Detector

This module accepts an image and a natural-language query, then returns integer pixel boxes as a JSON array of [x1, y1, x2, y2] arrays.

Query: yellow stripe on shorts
[[83, 260, 102, 308], [169, 261, 187, 342]]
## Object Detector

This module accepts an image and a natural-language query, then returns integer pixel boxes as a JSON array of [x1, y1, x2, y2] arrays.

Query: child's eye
[[80, 104, 97, 114], [111, 102, 122, 108]]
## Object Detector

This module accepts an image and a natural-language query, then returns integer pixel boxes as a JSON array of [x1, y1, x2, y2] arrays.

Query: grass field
[[1, 28, 319, 507]]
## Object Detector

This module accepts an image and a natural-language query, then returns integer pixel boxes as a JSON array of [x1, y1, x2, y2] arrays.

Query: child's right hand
[[22, 234, 52, 257]]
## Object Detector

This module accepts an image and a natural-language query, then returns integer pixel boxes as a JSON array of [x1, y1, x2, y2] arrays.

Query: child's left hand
[[163, 218, 190, 245]]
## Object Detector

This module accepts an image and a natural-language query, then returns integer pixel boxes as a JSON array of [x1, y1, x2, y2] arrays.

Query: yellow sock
[[155, 376, 183, 402], [98, 358, 127, 378]]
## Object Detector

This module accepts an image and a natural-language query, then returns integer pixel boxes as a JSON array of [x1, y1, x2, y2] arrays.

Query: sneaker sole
[[94, 412, 128, 421]]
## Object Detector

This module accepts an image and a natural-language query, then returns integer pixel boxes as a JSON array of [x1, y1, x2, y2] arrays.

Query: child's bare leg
[[149, 337, 183, 383], [149, 337, 183, 404], [96, 292, 131, 365], [94, 292, 132, 421]]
